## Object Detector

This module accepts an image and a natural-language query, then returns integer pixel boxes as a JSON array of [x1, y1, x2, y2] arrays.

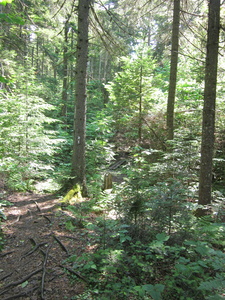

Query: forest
[[0, 0, 225, 299]]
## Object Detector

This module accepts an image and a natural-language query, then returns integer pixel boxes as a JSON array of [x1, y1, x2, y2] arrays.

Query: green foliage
[[65, 202, 225, 299], [164, 239, 225, 299], [0, 80, 61, 190], [0, 0, 14, 5], [1, 1, 225, 298], [86, 109, 115, 181], [0, 13, 24, 25], [106, 50, 167, 146], [134, 284, 165, 300], [63, 124, 225, 299]]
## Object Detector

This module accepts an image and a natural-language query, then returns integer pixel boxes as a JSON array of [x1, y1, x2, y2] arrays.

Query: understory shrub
[[66, 214, 225, 299]]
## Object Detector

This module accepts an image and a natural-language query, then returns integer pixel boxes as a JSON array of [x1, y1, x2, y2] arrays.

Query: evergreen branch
[[52, 0, 67, 20]]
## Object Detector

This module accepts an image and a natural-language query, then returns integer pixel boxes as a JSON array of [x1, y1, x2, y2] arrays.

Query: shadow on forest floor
[[0, 192, 91, 300]]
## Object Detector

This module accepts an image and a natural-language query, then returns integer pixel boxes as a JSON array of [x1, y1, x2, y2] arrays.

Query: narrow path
[[0, 192, 86, 300]]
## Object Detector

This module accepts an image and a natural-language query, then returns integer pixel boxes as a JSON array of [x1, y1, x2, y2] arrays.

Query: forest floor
[[0, 191, 91, 300]]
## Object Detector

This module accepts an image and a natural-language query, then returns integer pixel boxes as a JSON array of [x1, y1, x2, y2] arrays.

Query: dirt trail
[[0, 192, 86, 300]]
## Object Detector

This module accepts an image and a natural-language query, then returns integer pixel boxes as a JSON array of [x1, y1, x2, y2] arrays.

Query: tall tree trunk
[[61, 20, 69, 123], [199, 0, 220, 206], [166, 0, 180, 140], [71, 0, 92, 195], [138, 64, 143, 144]]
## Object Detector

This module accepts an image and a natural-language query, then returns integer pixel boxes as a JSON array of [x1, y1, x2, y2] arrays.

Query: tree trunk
[[199, 0, 220, 206], [61, 21, 69, 123], [71, 0, 92, 195], [138, 64, 143, 143], [166, 0, 180, 140]]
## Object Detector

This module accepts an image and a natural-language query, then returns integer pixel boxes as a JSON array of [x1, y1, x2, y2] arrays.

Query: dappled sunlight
[[0, 192, 90, 299]]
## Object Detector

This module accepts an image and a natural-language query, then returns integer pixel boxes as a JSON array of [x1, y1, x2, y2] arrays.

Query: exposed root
[[41, 244, 51, 299], [2, 285, 39, 300], [20, 241, 48, 260], [52, 234, 69, 254], [0, 268, 42, 296], [60, 264, 87, 282]]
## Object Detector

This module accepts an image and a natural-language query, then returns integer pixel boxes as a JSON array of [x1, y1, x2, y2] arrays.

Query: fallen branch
[[52, 234, 69, 254], [0, 268, 42, 296], [41, 244, 51, 300], [59, 265, 87, 282]]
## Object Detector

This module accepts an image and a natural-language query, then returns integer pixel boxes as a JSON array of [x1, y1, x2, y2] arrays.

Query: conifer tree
[[167, 0, 180, 140], [199, 0, 220, 206], [71, 0, 92, 195]]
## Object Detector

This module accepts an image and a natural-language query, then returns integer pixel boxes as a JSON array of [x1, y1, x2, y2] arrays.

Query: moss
[[62, 184, 82, 204]]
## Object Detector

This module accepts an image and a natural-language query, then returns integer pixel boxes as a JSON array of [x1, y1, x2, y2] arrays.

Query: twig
[[41, 244, 51, 300], [59, 265, 87, 282], [0, 268, 42, 296], [52, 234, 69, 254], [52, 0, 67, 19]]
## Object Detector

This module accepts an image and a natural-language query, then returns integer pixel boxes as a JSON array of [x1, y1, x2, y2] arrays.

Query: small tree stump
[[103, 173, 112, 190]]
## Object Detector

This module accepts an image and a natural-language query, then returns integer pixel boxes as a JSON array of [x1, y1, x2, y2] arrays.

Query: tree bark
[[71, 0, 92, 195], [199, 0, 220, 206], [166, 0, 180, 140], [61, 20, 69, 123], [138, 64, 143, 143]]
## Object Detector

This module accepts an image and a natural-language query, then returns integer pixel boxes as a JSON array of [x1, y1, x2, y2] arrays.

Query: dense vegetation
[[1, 0, 225, 299]]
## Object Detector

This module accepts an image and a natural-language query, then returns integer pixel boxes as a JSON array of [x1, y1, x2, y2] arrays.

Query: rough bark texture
[[199, 0, 220, 205], [167, 0, 180, 140], [71, 0, 92, 194]]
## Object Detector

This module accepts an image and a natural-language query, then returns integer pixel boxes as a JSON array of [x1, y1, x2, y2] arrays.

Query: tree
[[71, 0, 92, 195], [167, 0, 180, 140], [198, 0, 220, 206], [61, 19, 69, 123]]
